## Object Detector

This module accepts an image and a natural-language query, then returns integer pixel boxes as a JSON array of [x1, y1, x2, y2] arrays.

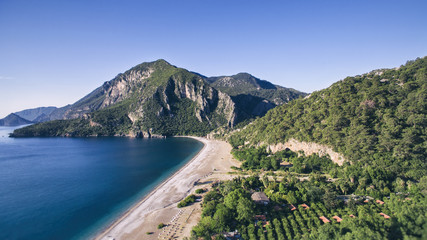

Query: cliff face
[[12, 60, 240, 137], [131, 69, 238, 136], [208, 73, 306, 118], [267, 139, 346, 166], [100, 67, 154, 108], [168, 75, 237, 126], [48, 64, 156, 120]]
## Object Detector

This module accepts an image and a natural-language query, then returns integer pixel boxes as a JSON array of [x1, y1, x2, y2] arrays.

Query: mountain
[[11, 60, 305, 137], [206, 72, 277, 94], [207, 73, 305, 117], [14, 107, 57, 122], [0, 113, 33, 126], [229, 57, 427, 180], [32, 113, 52, 123]]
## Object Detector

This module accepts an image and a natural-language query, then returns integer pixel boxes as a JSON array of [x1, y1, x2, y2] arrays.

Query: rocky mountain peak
[[11, 60, 306, 137], [127, 59, 174, 74]]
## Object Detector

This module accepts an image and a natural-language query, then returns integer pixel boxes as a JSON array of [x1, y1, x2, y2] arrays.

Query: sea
[[0, 126, 203, 240]]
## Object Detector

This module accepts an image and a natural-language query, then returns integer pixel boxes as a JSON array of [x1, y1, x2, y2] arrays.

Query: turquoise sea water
[[0, 126, 203, 240]]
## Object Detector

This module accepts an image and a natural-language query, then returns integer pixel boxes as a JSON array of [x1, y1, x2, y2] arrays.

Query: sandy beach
[[95, 137, 238, 240]]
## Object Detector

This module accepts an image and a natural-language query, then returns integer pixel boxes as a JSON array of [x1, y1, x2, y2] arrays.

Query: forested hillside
[[230, 57, 427, 180]]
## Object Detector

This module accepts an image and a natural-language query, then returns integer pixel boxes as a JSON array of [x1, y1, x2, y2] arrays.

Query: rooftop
[[251, 192, 270, 202], [319, 216, 331, 223], [300, 203, 310, 210]]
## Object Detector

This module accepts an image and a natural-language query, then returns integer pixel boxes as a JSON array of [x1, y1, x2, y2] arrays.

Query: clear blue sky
[[1, 0, 426, 118]]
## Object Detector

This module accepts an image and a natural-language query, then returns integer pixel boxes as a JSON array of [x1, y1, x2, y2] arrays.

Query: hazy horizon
[[1, 0, 427, 118]]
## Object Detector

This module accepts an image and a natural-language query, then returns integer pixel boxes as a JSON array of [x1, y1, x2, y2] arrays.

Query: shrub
[[195, 188, 205, 194], [178, 194, 197, 208]]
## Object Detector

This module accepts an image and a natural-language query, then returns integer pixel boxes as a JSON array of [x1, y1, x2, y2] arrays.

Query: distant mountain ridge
[[14, 107, 57, 122], [11, 60, 306, 137], [207, 73, 304, 117], [207, 72, 302, 102], [0, 113, 33, 126], [207, 73, 276, 91]]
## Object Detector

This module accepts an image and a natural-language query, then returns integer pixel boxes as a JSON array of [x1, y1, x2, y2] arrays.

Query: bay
[[0, 126, 203, 240]]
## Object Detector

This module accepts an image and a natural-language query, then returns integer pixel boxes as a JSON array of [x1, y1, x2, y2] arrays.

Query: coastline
[[95, 137, 238, 240]]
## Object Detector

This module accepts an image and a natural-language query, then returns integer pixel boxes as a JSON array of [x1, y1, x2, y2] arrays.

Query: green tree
[[286, 191, 298, 205], [213, 204, 231, 232], [307, 186, 323, 202], [236, 197, 255, 224], [323, 189, 339, 210], [224, 189, 248, 210], [192, 216, 215, 239], [202, 201, 217, 217]]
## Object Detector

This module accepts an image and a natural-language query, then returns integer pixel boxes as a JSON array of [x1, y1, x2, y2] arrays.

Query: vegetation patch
[[178, 194, 197, 208], [195, 188, 206, 194], [189, 174, 426, 239], [188, 141, 426, 239], [157, 223, 165, 229]]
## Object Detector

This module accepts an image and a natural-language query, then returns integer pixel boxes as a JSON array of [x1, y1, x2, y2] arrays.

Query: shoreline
[[95, 136, 238, 240], [94, 136, 208, 240]]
